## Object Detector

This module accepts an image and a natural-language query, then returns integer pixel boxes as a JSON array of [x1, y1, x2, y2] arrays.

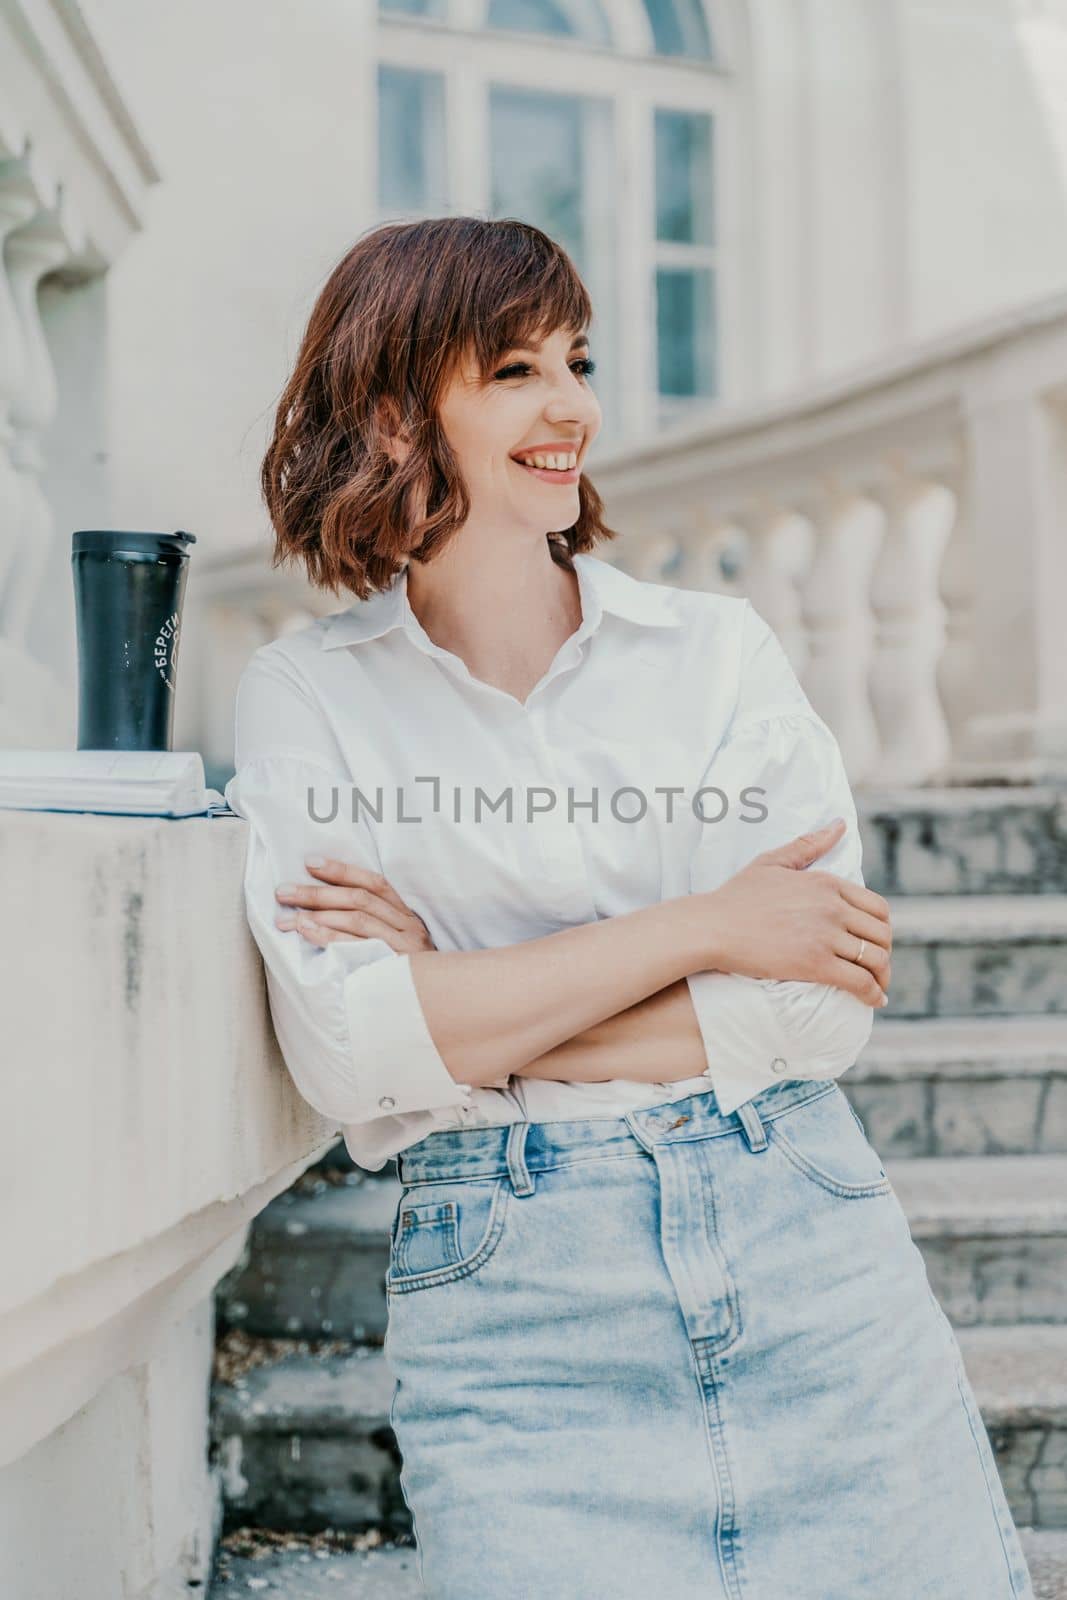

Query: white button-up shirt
[[224, 552, 874, 1172]]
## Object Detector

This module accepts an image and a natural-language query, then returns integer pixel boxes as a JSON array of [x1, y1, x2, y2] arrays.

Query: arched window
[[379, 0, 448, 14], [486, 0, 611, 45], [376, 0, 736, 446], [642, 0, 714, 59]]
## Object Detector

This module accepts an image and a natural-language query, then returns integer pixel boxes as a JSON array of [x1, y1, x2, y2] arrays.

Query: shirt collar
[[319, 551, 681, 651]]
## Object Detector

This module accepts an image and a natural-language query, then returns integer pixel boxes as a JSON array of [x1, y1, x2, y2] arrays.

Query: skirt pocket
[[386, 1174, 511, 1296], [764, 1083, 893, 1199]]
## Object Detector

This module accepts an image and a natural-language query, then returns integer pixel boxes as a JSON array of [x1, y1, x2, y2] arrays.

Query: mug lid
[[72, 529, 196, 557]]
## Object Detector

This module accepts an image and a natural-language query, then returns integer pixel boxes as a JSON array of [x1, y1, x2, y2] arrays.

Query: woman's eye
[[493, 359, 597, 380]]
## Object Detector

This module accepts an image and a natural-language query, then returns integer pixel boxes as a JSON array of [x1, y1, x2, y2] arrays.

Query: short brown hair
[[261, 216, 617, 601]]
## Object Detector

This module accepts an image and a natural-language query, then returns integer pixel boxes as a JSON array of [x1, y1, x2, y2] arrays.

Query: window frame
[[374, 0, 751, 444]]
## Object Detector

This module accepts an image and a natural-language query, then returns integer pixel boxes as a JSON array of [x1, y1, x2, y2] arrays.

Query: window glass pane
[[656, 267, 716, 398], [490, 85, 585, 261], [655, 109, 713, 245], [380, 0, 447, 16], [642, 0, 714, 59], [488, 85, 619, 443], [487, 0, 611, 45], [377, 65, 448, 213], [489, 0, 574, 33]]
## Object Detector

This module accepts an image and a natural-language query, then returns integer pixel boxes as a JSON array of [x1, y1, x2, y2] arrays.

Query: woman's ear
[[375, 397, 412, 467]]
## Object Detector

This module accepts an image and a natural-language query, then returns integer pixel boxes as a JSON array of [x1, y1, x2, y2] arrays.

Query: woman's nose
[[544, 392, 600, 427]]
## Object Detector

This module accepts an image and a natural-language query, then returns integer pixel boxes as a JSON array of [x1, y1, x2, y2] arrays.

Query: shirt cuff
[[343, 953, 474, 1120], [685, 969, 803, 1116]]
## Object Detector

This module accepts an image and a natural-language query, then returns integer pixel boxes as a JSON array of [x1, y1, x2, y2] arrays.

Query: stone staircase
[[207, 785, 1067, 1598]]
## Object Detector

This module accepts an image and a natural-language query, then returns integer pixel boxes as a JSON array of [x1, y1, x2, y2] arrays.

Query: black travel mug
[[71, 529, 197, 751]]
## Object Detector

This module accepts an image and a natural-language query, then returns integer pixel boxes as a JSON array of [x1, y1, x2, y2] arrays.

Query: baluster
[[625, 529, 685, 584], [198, 601, 278, 777], [794, 477, 880, 783], [737, 493, 808, 667], [933, 448, 978, 780], [680, 512, 747, 598], [866, 462, 950, 785]]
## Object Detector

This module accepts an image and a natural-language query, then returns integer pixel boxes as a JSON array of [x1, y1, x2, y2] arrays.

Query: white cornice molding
[[0, 0, 159, 269], [43, 0, 159, 182]]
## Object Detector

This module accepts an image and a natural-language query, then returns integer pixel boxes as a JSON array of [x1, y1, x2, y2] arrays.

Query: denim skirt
[[383, 1078, 1035, 1599]]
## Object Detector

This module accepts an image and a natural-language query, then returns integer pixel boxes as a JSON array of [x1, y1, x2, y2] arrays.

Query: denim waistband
[[396, 1077, 838, 1190]]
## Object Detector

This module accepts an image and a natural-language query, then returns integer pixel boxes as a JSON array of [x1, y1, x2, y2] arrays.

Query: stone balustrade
[[193, 292, 1067, 790], [591, 294, 1067, 787]]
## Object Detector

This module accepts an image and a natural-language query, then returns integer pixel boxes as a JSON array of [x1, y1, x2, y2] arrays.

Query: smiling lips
[[513, 460, 581, 484], [511, 447, 581, 485]]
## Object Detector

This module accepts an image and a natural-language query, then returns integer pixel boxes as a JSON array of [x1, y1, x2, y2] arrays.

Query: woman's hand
[[274, 858, 437, 954], [705, 818, 892, 1007]]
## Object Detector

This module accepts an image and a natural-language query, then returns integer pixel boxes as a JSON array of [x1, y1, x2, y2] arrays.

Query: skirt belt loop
[[736, 1099, 768, 1153], [506, 1119, 536, 1196]]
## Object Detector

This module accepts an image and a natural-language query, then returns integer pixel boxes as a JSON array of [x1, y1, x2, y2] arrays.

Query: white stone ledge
[[0, 807, 338, 1463]]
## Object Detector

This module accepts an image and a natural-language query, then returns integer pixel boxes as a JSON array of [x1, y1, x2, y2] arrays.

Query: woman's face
[[435, 324, 603, 536]]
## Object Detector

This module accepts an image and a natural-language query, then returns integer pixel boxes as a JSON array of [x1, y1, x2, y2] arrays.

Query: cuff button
[[771, 1058, 788, 1074], [379, 1095, 397, 1111]]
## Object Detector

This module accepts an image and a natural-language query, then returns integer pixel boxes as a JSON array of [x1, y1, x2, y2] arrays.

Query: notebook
[[0, 750, 232, 818]]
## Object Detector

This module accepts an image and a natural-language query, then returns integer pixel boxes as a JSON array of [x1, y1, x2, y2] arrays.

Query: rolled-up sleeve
[[685, 602, 876, 1114], [225, 650, 473, 1128]]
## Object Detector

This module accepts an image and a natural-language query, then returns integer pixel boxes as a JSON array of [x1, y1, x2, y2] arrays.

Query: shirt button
[[379, 1095, 397, 1110], [771, 1058, 788, 1074]]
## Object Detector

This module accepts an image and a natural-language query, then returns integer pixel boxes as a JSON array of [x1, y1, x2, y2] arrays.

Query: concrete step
[[1023, 1527, 1067, 1598], [884, 894, 1067, 1018], [205, 1528, 1067, 1598], [846, 1015, 1067, 1155], [211, 1345, 404, 1537], [885, 1155, 1067, 1324], [220, 1148, 1067, 1342], [217, 1175, 395, 1342], [209, 1537, 421, 1597], [211, 1326, 1067, 1535], [956, 1324, 1067, 1533], [857, 785, 1067, 897]]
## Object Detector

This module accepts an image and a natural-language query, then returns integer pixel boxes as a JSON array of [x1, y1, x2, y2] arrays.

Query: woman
[[226, 217, 1034, 1598]]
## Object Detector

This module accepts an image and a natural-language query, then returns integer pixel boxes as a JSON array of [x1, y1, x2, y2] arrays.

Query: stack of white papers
[[0, 750, 230, 818]]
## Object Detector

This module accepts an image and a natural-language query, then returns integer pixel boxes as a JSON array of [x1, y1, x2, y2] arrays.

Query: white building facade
[[4, 2, 1067, 1595], [77, 0, 1067, 540]]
